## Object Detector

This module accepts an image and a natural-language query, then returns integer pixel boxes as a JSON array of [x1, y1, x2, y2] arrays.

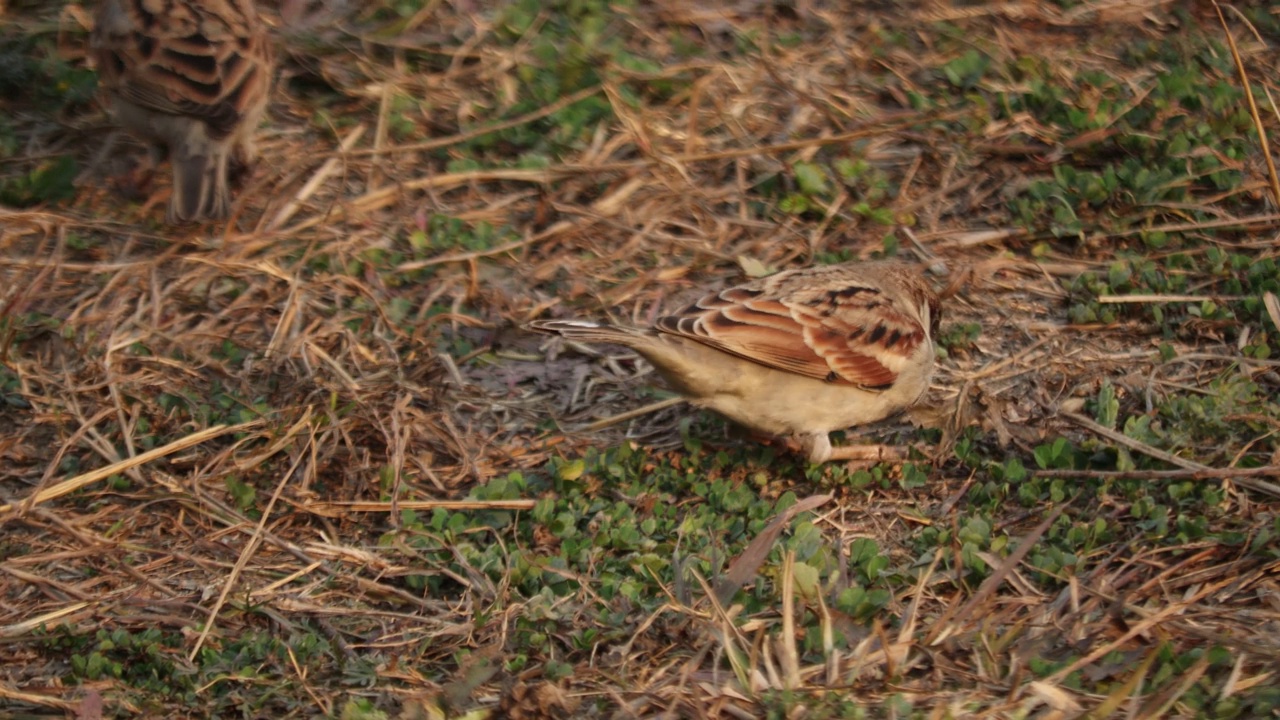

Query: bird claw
[[771, 434, 912, 466], [827, 443, 912, 472]]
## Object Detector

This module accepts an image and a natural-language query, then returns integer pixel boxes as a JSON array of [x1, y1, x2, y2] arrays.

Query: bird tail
[[526, 319, 651, 346], [169, 151, 230, 223]]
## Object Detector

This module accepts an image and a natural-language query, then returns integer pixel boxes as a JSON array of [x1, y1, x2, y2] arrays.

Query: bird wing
[[654, 264, 932, 389]]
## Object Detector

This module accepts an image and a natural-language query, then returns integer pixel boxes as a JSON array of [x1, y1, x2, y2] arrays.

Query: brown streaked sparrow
[[91, 0, 274, 223], [529, 261, 942, 464]]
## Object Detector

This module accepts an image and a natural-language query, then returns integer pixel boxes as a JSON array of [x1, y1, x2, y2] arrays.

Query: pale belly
[[641, 336, 933, 437]]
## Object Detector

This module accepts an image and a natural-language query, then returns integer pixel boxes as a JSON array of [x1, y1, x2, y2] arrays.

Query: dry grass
[[3, 1, 1280, 717]]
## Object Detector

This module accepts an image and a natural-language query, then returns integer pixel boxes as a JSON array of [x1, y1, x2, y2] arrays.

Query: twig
[[267, 123, 368, 231], [1216, 3, 1280, 206], [189, 409, 314, 660], [1098, 294, 1246, 304], [344, 84, 606, 157], [0, 421, 264, 515], [1063, 411, 1209, 471], [1033, 465, 1280, 481], [302, 499, 538, 517], [0, 601, 93, 639], [0, 681, 77, 711], [1264, 292, 1280, 332], [347, 108, 964, 218], [1061, 411, 1280, 497], [575, 396, 686, 433], [928, 501, 1070, 645], [395, 217, 583, 271]]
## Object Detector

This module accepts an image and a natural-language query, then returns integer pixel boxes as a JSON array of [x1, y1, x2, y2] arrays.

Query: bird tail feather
[[170, 151, 230, 222], [525, 320, 650, 345]]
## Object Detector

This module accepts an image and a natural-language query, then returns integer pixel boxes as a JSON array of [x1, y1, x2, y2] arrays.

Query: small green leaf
[[1003, 457, 1027, 482], [1095, 380, 1119, 429], [558, 458, 586, 481], [225, 475, 256, 511], [790, 561, 821, 598], [793, 162, 830, 195], [848, 537, 879, 565]]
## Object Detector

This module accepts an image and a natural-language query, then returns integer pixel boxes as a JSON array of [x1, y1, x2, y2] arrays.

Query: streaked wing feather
[[92, 0, 271, 137], [655, 268, 927, 388]]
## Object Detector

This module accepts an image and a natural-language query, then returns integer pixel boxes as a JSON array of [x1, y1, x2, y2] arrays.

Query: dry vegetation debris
[[2, 0, 1280, 717]]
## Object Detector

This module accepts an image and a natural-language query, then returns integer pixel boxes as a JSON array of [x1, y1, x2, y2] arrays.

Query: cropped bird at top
[[90, 0, 274, 223], [528, 260, 942, 464]]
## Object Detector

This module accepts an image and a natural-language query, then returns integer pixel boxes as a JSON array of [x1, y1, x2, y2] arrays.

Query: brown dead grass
[[2, 0, 1280, 717]]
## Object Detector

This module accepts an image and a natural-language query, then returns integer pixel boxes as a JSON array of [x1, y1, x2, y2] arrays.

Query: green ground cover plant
[[2, 1, 1279, 717]]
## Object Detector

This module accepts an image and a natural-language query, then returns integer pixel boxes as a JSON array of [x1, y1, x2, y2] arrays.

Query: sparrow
[[528, 261, 941, 464], [90, 0, 275, 223]]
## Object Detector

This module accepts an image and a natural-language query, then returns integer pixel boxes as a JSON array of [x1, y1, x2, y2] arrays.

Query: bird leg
[[229, 139, 257, 184], [826, 443, 905, 463], [796, 432, 833, 464], [787, 432, 907, 466]]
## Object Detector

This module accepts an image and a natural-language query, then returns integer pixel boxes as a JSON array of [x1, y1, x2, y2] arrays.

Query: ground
[[2, 1, 1280, 718]]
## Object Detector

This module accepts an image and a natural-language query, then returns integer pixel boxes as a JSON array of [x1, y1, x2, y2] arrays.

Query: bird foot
[[750, 431, 919, 467], [770, 434, 910, 466], [826, 443, 909, 470]]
